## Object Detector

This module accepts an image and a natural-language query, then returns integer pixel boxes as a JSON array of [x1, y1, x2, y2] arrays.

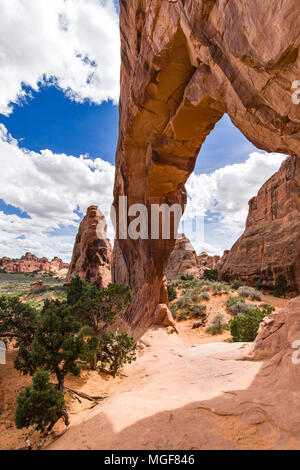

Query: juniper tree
[[14, 299, 97, 392], [15, 370, 67, 434], [203, 269, 219, 281], [0, 296, 37, 347], [274, 274, 288, 298], [70, 283, 131, 369], [97, 331, 137, 377], [67, 275, 89, 306], [229, 305, 274, 342]]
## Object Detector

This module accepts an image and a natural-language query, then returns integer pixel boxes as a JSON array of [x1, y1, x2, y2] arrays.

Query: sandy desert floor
[[0, 293, 290, 450]]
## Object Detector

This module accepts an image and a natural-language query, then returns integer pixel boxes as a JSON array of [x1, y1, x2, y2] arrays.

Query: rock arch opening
[[113, 0, 300, 336]]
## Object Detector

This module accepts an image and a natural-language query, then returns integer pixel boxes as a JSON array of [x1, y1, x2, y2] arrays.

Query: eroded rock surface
[[113, 0, 300, 334], [166, 234, 199, 280], [48, 298, 300, 449], [220, 156, 300, 293], [201, 295, 300, 444], [27, 280, 44, 293], [166, 234, 221, 280], [66, 206, 112, 288]]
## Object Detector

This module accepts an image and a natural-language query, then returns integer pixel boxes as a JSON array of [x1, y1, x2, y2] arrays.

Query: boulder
[[154, 303, 178, 334], [27, 280, 44, 292]]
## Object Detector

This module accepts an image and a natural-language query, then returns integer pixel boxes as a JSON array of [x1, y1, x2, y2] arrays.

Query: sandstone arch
[[113, 0, 300, 336]]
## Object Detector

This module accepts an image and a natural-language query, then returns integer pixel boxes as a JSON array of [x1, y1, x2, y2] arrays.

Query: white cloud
[[0, 0, 120, 116], [0, 124, 115, 260], [183, 152, 287, 255]]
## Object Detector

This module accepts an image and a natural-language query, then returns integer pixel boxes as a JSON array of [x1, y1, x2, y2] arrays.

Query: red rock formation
[[113, 0, 300, 335], [27, 280, 44, 293], [66, 206, 112, 288], [197, 252, 221, 271], [166, 234, 200, 280], [0, 252, 68, 274], [153, 303, 178, 334], [166, 235, 221, 280], [220, 156, 300, 293]]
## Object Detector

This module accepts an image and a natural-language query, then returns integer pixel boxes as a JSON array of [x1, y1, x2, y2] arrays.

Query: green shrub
[[170, 304, 177, 319], [80, 325, 93, 336], [180, 287, 201, 304], [167, 284, 177, 302], [181, 279, 200, 290], [226, 296, 255, 316], [254, 278, 262, 290], [229, 307, 267, 342], [169, 279, 182, 288], [203, 269, 219, 281], [190, 303, 207, 319], [226, 295, 244, 309], [211, 282, 228, 295], [200, 292, 210, 301], [177, 311, 188, 321], [0, 296, 37, 347], [67, 275, 89, 306], [180, 274, 194, 281], [237, 286, 261, 301], [15, 370, 67, 434], [206, 313, 229, 335], [258, 303, 275, 315], [97, 332, 137, 377], [274, 274, 288, 298], [230, 280, 243, 290], [70, 283, 131, 369]]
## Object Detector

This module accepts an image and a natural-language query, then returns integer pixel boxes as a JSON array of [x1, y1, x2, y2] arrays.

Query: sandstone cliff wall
[[220, 156, 300, 293]]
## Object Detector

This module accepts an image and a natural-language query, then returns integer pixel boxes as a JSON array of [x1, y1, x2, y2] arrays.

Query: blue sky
[[0, 84, 257, 171], [0, 0, 286, 261], [1, 87, 119, 163]]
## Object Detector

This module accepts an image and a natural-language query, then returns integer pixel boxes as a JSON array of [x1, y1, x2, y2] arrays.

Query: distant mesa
[[0, 252, 69, 275]]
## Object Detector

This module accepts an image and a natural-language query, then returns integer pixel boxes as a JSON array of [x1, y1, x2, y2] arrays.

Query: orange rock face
[[0, 252, 68, 274], [166, 234, 221, 281], [113, 0, 300, 334], [166, 234, 200, 280], [66, 206, 112, 288], [220, 156, 300, 293]]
